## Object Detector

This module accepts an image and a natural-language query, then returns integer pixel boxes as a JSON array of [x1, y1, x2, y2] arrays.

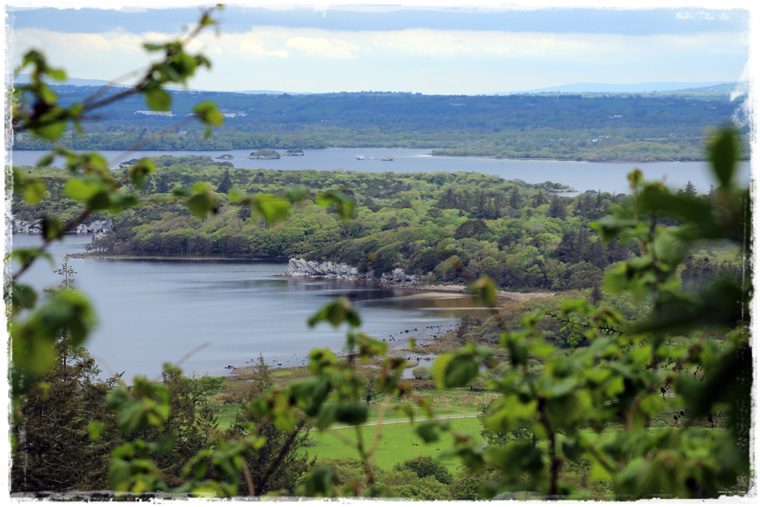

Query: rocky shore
[[12, 219, 111, 235], [286, 258, 555, 301], [286, 258, 421, 283]]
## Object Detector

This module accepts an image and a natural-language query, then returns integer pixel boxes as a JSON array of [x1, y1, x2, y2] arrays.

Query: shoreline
[[69, 252, 556, 301], [280, 272, 555, 302], [10, 146, 714, 165], [69, 253, 289, 262]]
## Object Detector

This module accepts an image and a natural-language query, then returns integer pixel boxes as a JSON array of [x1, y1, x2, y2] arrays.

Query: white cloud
[[240, 38, 289, 58], [7, 21, 748, 94], [285, 36, 359, 59]]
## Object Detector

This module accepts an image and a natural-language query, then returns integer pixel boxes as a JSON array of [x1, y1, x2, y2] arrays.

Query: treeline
[[14, 155, 630, 292], [14, 155, 735, 293], [12, 88, 748, 162]]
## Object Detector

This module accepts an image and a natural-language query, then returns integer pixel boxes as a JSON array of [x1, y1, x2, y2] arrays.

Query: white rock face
[[12, 220, 42, 234], [12, 219, 111, 234], [74, 220, 111, 234], [288, 258, 420, 283]]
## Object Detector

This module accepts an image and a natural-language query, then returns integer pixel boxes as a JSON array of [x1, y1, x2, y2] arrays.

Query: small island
[[282, 149, 304, 156], [249, 149, 281, 160], [215, 154, 234, 160]]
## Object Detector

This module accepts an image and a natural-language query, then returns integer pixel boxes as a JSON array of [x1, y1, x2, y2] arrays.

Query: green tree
[[11, 258, 119, 493], [216, 169, 233, 194], [437, 129, 751, 500], [225, 355, 312, 495], [394, 456, 454, 485]]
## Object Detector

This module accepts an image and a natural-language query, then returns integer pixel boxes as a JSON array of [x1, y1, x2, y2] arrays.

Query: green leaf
[[335, 403, 368, 426], [416, 420, 449, 443], [710, 129, 738, 188], [187, 183, 218, 218], [63, 177, 103, 201], [316, 403, 338, 430], [23, 177, 47, 204], [36, 152, 55, 168], [469, 276, 497, 307], [145, 88, 172, 111], [193, 101, 224, 127], [129, 159, 156, 189], [284, 186, 310, 202], [88, 421, 105, 441], [39, 83, 57, 105], [252, 193, 291, 224], [47, 68, 67, 81], [40, 217, 63, 240], [143, 42, 167, 52], [7, 248, 53, 269], [10, 283, 37, 311], [308, 297, 361, 328], [34, 117, 66, 142], [316, 190, 355, 220], [433, 353, 479, 388]]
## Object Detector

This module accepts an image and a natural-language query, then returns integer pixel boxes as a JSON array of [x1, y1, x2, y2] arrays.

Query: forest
[[7, 7, 753, 502], [12, 85, 749, 162], [16, 154, 711, 293]]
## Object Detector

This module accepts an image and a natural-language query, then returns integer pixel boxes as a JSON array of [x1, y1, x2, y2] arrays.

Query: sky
[[1, 1, 755, 95]]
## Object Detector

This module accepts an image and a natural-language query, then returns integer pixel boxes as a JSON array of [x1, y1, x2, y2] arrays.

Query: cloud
[[7, 21, 748, 94], [285, 36, 359, 59], [240, 38, 289, 59]]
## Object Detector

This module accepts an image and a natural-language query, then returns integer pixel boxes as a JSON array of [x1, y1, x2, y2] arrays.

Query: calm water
[[10, 148, 752, 194], [8, 234, 478, 381]]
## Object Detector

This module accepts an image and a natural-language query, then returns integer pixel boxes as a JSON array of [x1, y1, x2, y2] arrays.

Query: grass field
[[304, 416, 483, 471]]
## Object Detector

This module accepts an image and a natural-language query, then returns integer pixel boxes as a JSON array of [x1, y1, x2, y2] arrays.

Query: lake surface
[[8, 234, 480, 381], [10, 148, 751, 194]]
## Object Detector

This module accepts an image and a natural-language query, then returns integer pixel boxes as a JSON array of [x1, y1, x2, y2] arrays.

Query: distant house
[[135, 110, 174, 117]]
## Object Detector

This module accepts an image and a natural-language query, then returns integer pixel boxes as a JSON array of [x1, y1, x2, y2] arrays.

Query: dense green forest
[[12, 86, 749, 162], [14, 155, 636, 292]]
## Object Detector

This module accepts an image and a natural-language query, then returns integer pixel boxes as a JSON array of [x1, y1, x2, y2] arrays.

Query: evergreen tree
[[547, 194, 566, 219], [11, 258, 119, 493], [508, 187, 522, 209], [216, 169, 233, 194], [226, 355, 312, 496]]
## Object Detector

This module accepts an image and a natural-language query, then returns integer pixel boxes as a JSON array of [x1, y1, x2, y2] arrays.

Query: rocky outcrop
[[74, 220, 112, 234], [11, 220, 42, 234], [287, 258, 420, 283], [12, 219, 111, 234], [380, 267, 419, 283]]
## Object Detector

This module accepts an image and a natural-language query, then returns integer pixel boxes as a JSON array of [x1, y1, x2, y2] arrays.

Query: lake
[[10, 148, 751, 194], [9, 234, 482, 381]]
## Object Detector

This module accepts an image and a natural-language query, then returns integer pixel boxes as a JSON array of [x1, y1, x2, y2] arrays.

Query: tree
[[216, 169, 233, 194], [547, 194, 566, 219], [11, 258, 119, 493], [394, 456, 453, 485], [411, 366, 431, 380], [439, 129, 751, 500], [225, 355, 312, 496]]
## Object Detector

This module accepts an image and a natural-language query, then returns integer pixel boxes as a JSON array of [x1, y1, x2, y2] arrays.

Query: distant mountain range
[[513, 82, 736, 94], [12, 74, 739, 96]]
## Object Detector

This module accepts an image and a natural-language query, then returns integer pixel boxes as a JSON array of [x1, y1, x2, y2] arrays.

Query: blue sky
[[3, 1, 753, 94]]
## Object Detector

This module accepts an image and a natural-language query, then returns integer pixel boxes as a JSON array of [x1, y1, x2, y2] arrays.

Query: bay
[[8, 234, 478, 381], [10, 148, 751, 194]]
